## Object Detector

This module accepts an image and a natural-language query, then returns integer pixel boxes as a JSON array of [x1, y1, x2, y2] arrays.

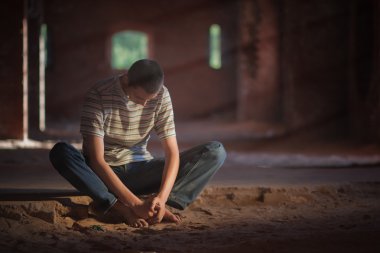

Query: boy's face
[[127, 85, 158, 106]]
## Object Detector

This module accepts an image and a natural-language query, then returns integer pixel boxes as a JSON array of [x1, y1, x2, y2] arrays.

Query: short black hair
[[127, 59, 164, 93]]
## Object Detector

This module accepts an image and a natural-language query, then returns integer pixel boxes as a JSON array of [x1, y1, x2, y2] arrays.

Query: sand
[[0, 182, 380, 253]]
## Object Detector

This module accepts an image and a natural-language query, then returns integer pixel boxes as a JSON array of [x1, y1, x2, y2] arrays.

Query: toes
[[130, 220, 140, 228], [174, 215, 181, 223], [139, 219, 149, 227], [130, 219, 149, 228]]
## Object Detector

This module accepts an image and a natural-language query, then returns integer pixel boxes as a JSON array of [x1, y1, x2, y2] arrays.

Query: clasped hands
[[132, 195, 166, 224]]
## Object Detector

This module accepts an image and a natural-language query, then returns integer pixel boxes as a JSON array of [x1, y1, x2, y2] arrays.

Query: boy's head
[[127, 59, 164, 94]]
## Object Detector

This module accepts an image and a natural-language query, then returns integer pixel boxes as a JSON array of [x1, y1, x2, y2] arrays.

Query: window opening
[[209, 24, 222, 69], [39, 23, 47, 131], [111, 30, 148, 69]]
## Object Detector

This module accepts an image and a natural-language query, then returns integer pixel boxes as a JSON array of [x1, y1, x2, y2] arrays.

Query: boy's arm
[[150, 136, 180, 222], [84, 134, 155, 219]]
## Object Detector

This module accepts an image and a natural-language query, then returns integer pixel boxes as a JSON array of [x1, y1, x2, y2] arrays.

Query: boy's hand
[[148, 196, 166, 224]]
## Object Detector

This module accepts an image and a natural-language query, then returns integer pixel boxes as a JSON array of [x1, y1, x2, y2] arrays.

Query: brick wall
[[280, 0, 350, 130], [237, 0, 281, 122], [44, 0, 238, 125], [2, 0, 380, 142], [0, 0, 23, 139]]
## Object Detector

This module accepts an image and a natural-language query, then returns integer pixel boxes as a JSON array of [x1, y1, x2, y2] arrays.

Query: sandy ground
[[1, 120, 380, 252], [1, 183, 380, 253]]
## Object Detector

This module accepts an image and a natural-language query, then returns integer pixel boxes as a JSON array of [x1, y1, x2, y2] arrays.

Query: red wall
[[237, 0, 280, 122], [0, 0, 24, 139], [44, 0, 238, 126], [280, 0, 350, 130], [2, 0, 380, 142], [236, 0, 351, 131]]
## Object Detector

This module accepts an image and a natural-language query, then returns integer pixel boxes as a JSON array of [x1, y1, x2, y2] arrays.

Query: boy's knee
[[204, 141, 227, 164], [49, 142, 72, 162]]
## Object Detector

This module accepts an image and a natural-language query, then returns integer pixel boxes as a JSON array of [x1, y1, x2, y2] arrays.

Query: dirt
[[1, 183, 380, 253]]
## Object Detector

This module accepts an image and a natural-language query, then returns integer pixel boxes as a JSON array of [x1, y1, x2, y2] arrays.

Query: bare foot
[[148, 208, 181, 225], [163, 209, 182, 224], [110, 200, 149, 228]]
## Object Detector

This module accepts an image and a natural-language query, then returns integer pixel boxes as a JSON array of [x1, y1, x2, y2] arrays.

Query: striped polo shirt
[[80, 75, 176, 166]]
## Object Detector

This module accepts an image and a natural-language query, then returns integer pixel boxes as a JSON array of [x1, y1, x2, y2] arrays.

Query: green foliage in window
[[209, 24, 222, 69], [40, 24, 48, 68], [111, 31, 148, 69]]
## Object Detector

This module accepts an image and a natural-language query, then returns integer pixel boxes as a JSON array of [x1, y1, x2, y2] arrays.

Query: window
[[209, 24, 222, 69], [39, 23, 47, 131], [111, 30, 148, 69]]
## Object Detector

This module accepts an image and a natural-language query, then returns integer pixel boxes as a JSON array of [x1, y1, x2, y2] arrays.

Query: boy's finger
[[150, 201, 156, 212], [153, 203, 162, 212]]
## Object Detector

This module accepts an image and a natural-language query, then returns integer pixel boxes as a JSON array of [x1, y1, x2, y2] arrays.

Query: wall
[[0, 0, 24, 139], [280, 0, 350, 130], [348, 0, 380, 141], [2, 0, 380, 142], [237, 0, 280, 122], [154, 1, 238, 119], [236, 0, 350, 133], [44, 0, 238, 127]]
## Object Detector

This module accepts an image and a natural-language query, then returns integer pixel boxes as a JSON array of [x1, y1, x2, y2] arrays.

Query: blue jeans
[[49, 141, 226, 214]]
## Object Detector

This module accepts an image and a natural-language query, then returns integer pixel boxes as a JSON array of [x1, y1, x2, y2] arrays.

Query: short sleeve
[[80, 88, 105, 138], [154, 87, 176, 140]]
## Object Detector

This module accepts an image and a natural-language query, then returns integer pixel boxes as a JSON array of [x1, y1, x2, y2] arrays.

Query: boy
[[49, 59, 226, 227]]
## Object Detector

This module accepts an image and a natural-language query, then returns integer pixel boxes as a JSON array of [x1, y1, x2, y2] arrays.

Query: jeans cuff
[[167, 196, 187, 210], [103, 197, 118, 215]]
